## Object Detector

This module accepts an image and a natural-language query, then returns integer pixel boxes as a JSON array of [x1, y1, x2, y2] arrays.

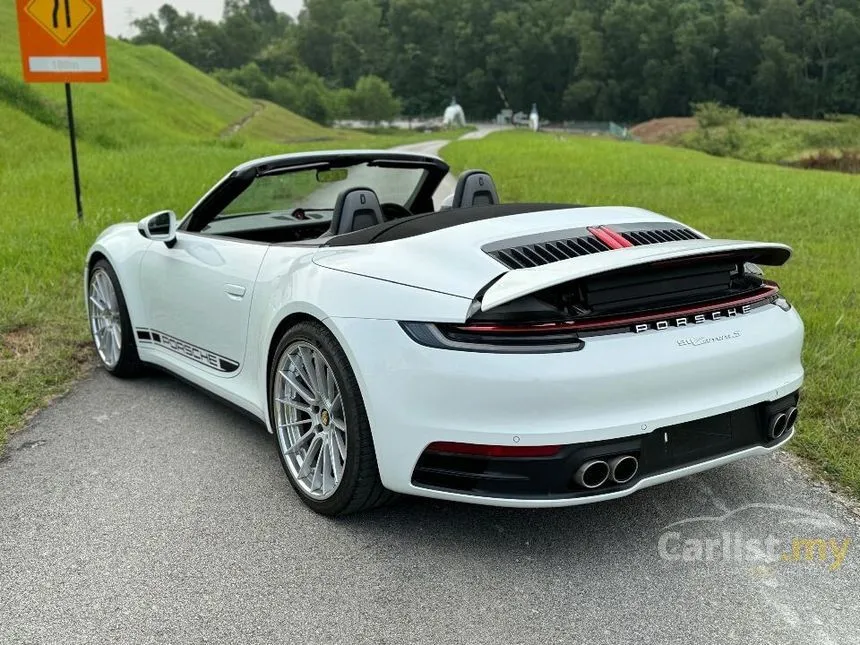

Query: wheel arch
[[87, 249, 108, 274], [86, 248, 142, 327], [265, 312, 321, 386], [84, 224, 151, 332], [84, 250, 108, 316], [264, 311, 331, 434], [262, 310, 372, 439]]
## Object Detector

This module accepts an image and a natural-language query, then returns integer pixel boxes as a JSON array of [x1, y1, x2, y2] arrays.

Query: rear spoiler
[[480, 239, 792, 312]]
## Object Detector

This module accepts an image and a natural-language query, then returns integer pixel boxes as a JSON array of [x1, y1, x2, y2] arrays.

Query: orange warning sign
[[16, 0, 108, 83]]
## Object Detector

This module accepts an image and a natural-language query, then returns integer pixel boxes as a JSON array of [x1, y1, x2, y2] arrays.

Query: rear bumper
[[411, 392, 799, 500], [327, 302, 804, 507], [409, 427, 796, 508]]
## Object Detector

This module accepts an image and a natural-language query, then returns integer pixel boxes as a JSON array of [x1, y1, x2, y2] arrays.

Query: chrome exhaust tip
[[609, 455, 639, 484], [573, 460, 610, 489], [769, 412, 788, 439], [785, 406, 798, 431]]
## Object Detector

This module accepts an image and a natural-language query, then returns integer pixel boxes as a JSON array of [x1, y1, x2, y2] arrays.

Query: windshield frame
[[180, 151, 449, 235]]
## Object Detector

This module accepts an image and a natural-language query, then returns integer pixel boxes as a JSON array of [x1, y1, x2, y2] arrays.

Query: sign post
[[15, 0, 109, 221]]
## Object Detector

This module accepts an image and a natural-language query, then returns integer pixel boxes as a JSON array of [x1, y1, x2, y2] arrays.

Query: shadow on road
[[139, 366, 812, 568]]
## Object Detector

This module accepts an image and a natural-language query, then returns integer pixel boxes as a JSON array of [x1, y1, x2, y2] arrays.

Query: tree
[[129, 0, 860, 123], [348, 75, 402, 123], [212, 62, 271, 100], [753, 36, 803, 115], [270, 67, 335, 125]]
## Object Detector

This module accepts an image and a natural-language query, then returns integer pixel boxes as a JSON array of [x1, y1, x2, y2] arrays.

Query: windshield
[[203, 163, 427, 234]]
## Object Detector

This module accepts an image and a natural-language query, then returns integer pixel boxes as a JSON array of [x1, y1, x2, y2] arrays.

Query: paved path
[[389, 124, 509, 207], [2, 129, 859, 644]]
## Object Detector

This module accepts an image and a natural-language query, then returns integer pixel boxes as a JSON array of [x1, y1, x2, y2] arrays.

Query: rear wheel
[[270, 320, 395, 516], [87, 259, 143, 378]]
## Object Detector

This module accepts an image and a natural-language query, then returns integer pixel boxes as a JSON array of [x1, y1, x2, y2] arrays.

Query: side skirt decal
[[136, 328, 240, 373]]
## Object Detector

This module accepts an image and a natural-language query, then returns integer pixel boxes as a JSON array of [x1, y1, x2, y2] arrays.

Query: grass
[[676, 116, 860, 166], [239, 100, 349, 142], [442, 130, 860, 498]]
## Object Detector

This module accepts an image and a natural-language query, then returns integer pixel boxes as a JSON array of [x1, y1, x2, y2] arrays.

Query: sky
[[104, 0, 305, 37]]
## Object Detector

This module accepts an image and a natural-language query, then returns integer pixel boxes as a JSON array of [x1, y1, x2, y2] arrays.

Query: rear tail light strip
[[400, 283, 780, 352], [452, 283, 780, 335]]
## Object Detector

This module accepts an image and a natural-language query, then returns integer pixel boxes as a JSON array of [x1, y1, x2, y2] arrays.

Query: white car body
[[85, 150, 804, 510]]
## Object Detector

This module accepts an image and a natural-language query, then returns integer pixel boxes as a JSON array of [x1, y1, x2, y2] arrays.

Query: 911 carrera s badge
[[676, 330, 742, 347], [633, 304, 752, 334]]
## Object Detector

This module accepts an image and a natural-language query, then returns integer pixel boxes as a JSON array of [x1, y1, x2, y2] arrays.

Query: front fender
[[84, 223, 152, 328]]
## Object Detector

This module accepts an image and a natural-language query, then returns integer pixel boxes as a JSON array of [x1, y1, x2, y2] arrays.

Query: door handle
[[225, 284, 246, 299]]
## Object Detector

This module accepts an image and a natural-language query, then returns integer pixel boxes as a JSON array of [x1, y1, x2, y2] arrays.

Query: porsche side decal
[[135, 329, 240, 373]]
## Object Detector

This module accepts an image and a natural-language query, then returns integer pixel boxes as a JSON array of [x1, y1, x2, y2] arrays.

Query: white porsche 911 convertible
[[84, 149, 804, 515]]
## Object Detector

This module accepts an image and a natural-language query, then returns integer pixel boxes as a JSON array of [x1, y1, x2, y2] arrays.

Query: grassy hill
[[0, 2, 341, 151], [443, 131, 860, 498]]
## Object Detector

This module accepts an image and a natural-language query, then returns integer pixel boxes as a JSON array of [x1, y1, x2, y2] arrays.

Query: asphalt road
[[2, 132, 859, 644]]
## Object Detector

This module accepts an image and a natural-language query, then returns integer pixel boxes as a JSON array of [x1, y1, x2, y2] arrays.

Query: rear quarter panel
[[250, 245, 474, 431]]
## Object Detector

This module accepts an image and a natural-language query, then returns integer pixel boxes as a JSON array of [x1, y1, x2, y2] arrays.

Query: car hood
[[311, 206, 790, 302]]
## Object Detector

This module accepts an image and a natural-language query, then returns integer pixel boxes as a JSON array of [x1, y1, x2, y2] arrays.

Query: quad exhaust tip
[[785, 406, 798, 431], [609, 455, 639, 484], [768, 412, 788, 439], [573, 460, 610, 489]]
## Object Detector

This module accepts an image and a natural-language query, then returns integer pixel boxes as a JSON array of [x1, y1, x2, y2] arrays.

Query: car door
[[138, 232, 269, 377]]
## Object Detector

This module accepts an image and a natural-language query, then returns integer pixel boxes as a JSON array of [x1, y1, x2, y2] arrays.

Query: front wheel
[[269, 320, 395, 516], [87, 259, 143, 378]]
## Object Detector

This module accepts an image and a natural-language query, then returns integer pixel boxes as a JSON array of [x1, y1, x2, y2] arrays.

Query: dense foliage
[[130, 0, 860, 123]]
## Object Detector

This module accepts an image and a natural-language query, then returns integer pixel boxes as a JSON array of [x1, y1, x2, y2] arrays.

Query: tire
[[269, 320, 396, 516], [87, 259, 144, 378]]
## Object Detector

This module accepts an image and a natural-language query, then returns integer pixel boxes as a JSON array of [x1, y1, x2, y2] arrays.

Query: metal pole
[[64, 82, 83, 221]]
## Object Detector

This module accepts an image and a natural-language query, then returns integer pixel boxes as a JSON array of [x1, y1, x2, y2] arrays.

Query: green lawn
[[442, 130, 860, 497]]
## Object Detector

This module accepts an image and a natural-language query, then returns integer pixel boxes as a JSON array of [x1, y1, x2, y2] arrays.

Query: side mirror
[[138, 210, 177, 247]]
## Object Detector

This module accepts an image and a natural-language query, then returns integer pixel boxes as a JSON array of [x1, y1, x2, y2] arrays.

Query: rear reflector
[[425, 442, 562, 458]]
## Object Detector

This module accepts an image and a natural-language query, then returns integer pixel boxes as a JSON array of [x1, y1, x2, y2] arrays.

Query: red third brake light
[[587, 225, 633, 249], [426, 442, 562, 458]]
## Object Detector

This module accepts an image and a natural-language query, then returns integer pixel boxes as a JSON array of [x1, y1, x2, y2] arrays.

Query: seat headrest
[[452, 170, 499, 208], [329, 187, 385, 236]]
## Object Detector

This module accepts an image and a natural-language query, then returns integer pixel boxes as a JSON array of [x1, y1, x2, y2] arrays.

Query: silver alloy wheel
[[88, 268, 122, 369], [274, 341, 347, 500]]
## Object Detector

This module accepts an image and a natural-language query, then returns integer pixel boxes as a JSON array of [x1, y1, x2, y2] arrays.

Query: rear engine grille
[[621, 227, 701, 245], [487, 225, 702, 269], [489, 236, 609, 269]]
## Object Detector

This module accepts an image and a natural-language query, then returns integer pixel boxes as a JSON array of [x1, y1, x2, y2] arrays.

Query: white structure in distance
[[443, 98, 466, 127], [529, 103, 539, 131]]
